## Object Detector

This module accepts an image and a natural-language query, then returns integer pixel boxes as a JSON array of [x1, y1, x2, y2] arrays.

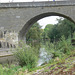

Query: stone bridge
[[0, 1, 75, 42]]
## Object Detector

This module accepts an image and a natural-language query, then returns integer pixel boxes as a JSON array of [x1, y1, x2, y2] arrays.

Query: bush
[[45, 36, 75, 58], [0, 64, 16, 75], [57, 36, 75, 54], [14, 42, 38, 70]]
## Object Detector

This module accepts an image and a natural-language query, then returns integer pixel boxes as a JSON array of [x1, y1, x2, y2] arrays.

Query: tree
[[48, 24, 61, 42], [43, 18, 75, 42], [42, 24, 54, 41], [26, 22, 42, 42], [57, 18, 75, 39]]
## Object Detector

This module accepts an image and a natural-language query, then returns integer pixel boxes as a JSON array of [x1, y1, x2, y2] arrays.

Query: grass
[[0, 50, 75, 75], [36, 50, 75, 72], [0, 64, 29, 75]]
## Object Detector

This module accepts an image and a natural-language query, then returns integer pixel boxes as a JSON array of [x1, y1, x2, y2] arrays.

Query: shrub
[[45, 36, 75, 58], [14, 42, 38, 70], [57, 36, 75, 55], [0, 64, 16, 75]]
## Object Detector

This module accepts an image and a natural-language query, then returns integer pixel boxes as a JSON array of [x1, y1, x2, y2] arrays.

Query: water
[[37, 47, 52, 66], [0, 55, 18, 65], [28, 41, 53, 66]]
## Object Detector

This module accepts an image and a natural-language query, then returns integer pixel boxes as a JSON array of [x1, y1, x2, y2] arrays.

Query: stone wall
[[0, 28, 18, 48]]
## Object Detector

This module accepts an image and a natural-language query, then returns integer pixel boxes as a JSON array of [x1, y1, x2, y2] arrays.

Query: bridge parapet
[[0, 1, 75, 8]]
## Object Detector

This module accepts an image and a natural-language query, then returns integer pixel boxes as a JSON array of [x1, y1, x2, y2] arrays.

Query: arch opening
[[19, 12, 75, 38]]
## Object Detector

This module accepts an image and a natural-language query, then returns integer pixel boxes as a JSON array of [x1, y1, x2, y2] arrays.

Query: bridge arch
[[19, 12, 75, 40]]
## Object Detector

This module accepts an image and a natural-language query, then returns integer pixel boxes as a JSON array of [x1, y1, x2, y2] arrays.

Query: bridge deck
[[0, 1, 75, 8]]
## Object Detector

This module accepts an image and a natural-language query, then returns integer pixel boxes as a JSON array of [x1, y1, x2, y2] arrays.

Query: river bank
[[0, 50, 75, 75], [28, 50, 75, 75]]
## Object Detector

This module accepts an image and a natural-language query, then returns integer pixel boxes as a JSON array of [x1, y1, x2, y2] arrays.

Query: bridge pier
[[18, 34, 26, 47]]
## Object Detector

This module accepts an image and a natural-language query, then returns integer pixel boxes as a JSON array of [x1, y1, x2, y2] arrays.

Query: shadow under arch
[[19, 12, 75, 38], [0, 42, 2, 48]]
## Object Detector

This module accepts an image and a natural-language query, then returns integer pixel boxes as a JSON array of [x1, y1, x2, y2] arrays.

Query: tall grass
[[0, 64, 19, 75]]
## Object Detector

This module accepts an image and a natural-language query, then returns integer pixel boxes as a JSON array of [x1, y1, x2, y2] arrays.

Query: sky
[[0, 0, 61, 29], [38, 16, 60, 29]]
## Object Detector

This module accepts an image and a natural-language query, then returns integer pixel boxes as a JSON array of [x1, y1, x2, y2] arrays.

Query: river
[[0, 55, 18, 65], [37, 47, 52, 66]]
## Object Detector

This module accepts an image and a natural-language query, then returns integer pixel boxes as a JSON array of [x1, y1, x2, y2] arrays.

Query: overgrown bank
[[0, 50, 75, 75], [0, 36, 75, 75], [31, 50, 75, 75]]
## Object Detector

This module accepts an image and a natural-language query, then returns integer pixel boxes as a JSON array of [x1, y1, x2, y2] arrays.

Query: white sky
[[38, 16, 60, 29]]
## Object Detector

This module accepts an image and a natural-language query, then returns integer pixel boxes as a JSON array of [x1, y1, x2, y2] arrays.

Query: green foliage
[[0, 65, 3, 75], [14, 42, 38, 70], [45, 41, 63, 58], [45, 36, 75, 59], [0, 64, 19, 75], [43, 18, 75, 42], [26, 22, 42, 41], [0, 64, 28, 75], [57, 36, 75, 55], [22, 66, 27, 72], [10, 65, 21, 71], [42, 24, 54, 41], [27, 41, 41, 57]]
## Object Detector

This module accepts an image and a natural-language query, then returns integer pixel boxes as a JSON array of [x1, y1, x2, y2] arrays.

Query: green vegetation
[[0, 64, 21, 75], [43, 18, 75, 42], [45, 36, 75, 59], [26, 22, 42, 42], [0, 18, 75, 75], [14, 42, 38, 69]]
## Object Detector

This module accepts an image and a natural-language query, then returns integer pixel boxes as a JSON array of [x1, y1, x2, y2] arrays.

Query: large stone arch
[[19, 12, 75, 41], [0, 2, 75, 42]]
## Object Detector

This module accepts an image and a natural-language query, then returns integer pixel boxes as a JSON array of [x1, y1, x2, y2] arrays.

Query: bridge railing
[[9, 0, 75, 3], [3, 0, 75, 2], [0, 0, 75, 3], [0, 1, 75, 8]]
